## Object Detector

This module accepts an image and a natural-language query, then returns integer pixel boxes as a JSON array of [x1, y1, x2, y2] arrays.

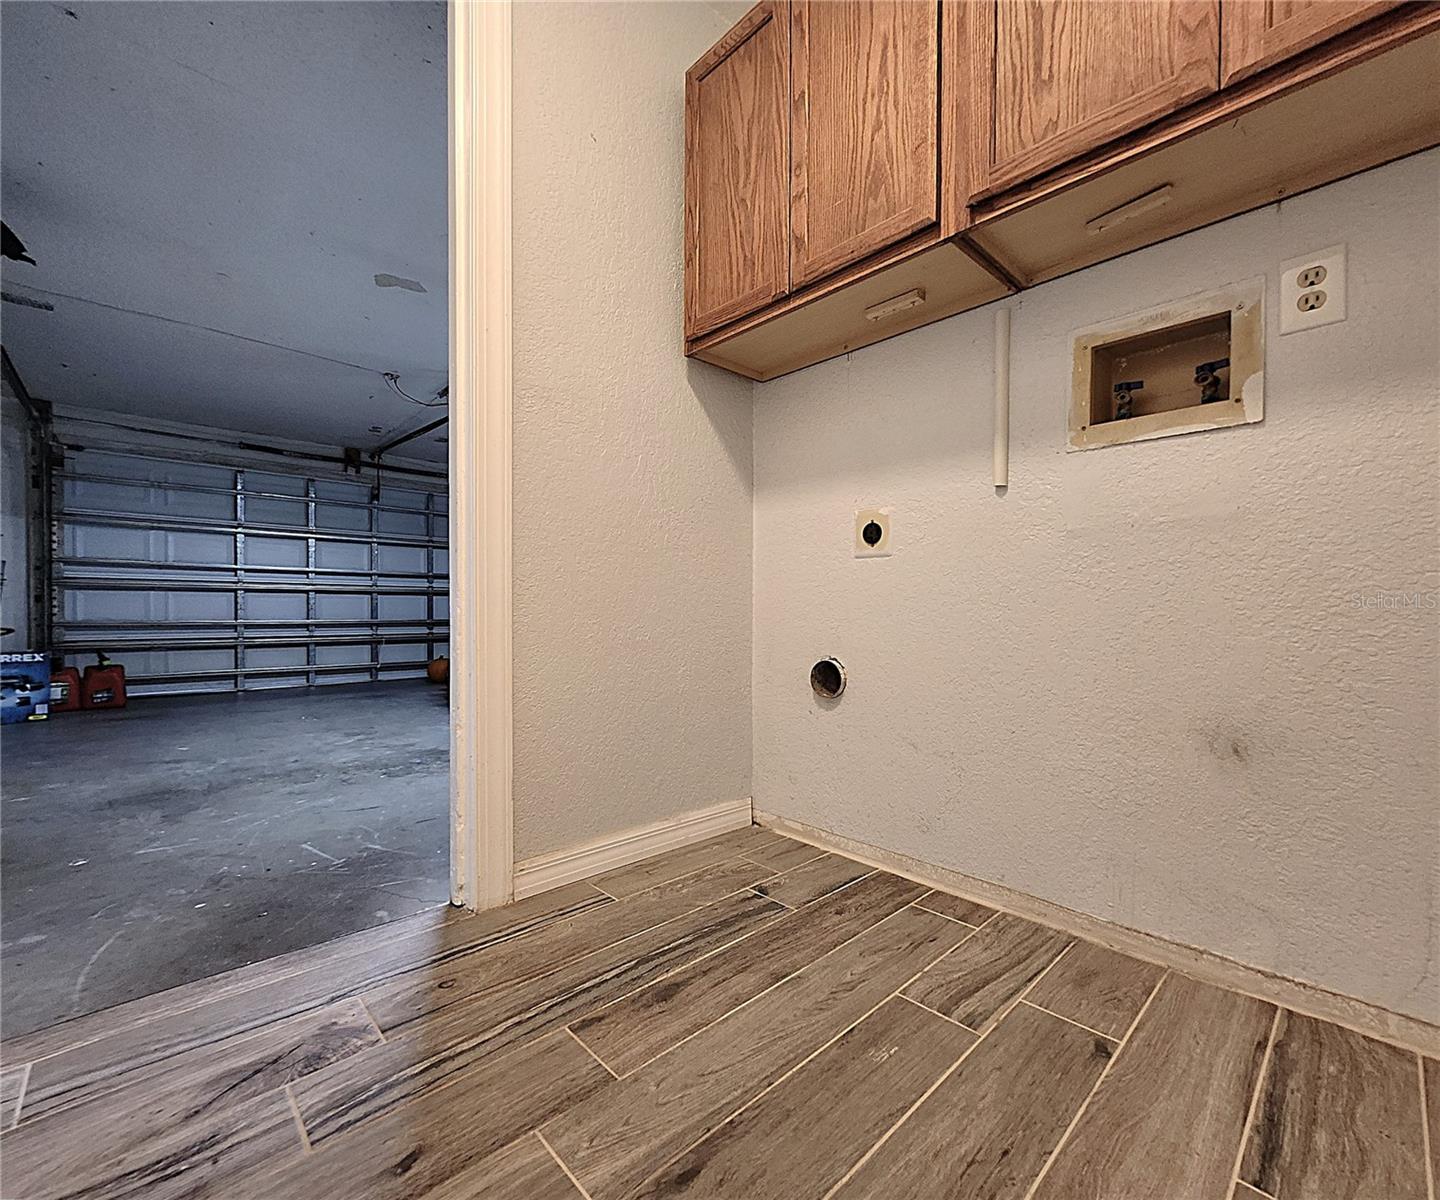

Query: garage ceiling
[[0, 1, 448, 462]]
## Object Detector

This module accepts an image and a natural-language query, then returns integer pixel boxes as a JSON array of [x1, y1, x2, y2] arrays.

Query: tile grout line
[[354, 995, 388, 1044], [822, 925, 1074, 1199], [1016, 969, 1172, 1200], [536, 1128, 596, 1200], [595, 846, 768, 903], [597, 832, 788, 901], [897, 992, 978, 1032], [566, 1026, 619, 1079], [884, 912, 995, 991], [602, 849, 773, 902], [609, 910, 979, 1188], [1225, 1006, 1281, 1200], [614, 890, 948, 1079], [739, 848, 829, 875], [820, 1002, 997, 1199], [1419, 1053, 1437, 1200], [754, 865, 879, 914], [1018, 998, 1118, 1044], [971, 939, 1077, 1038], [751, 885, 796, 910], [910, 899, 982, 929], [283, 1082, 314, 1154], [9, 1062, 32, 1128]]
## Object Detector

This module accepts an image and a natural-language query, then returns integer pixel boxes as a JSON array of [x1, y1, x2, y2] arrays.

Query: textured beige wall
[[753, 151, 1440, 1021], [511, 2, 754, 859]]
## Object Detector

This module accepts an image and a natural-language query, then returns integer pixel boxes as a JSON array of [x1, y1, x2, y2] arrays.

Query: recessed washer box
[[1069, 280, 1264, 452]]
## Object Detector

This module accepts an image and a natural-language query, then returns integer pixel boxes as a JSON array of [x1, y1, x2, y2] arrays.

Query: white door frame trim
[[448, 0, 514, 910]]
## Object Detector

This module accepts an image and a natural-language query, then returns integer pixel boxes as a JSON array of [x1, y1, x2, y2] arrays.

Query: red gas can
[[50, 666, 82, 713], [81, 655, 127, 710]]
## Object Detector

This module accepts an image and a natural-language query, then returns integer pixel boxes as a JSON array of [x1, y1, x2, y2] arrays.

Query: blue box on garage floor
[[1, 652, 51, 723]]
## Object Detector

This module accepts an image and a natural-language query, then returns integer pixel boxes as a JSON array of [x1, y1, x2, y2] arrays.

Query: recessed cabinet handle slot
[[1085, 184, 1174, 236], [864, 288, 926, 322]]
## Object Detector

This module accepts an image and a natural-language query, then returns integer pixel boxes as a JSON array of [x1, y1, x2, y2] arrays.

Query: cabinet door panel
[[1222, 0, 1396, 85], [685, 1, 789, 340], [791, 0, 939, 289], [990, 0, 1219, 193]]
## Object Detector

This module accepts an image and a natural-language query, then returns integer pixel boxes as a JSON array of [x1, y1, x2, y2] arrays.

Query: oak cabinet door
[[989, 0, 1220, 193], [1221, 0, 1397, 85], [790, 0, 939, 289], [685, 0, 790, 341]]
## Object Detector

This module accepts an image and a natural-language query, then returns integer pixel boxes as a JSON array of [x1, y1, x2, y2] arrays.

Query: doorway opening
[[0, 1, 453, 1038]]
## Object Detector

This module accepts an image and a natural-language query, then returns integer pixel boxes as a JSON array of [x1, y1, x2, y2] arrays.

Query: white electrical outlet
[[1280, 244, 1346, 335], [854, 508, 892, 558]]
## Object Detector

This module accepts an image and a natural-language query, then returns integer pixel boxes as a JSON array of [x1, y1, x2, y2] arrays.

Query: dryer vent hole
[[810, 658, 846, 699]]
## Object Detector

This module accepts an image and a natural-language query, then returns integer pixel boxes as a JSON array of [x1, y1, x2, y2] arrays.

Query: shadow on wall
[[687, 357, 754, 481]]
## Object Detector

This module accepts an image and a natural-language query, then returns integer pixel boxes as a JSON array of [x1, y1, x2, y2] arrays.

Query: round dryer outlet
[[854, 508, 892, 558]]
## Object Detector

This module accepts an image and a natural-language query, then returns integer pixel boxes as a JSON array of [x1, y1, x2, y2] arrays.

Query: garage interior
[[0, 1, 451, 1038]]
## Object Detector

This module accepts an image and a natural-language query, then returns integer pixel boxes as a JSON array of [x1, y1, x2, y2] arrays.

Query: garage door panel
[[51, 441, 447, 694], [380, 641, 425, 663], [244, 537, 306, 569], [247, 646, 308, 669], [315, 502, 370, 533], [64, 523, 150, 559], [66, 477, 234, 521], [244, 593, 308, 621], [167, 530, 234, 564], [247, 496, 308, 527], [64, 589, 236, 623], [314, 594, 370, 621], [377, 545, 427, 575], [246, 471, 306, 496], [315, 541, 370, 572], [317, 645, 369, 666], [377, 509, 427, 537]]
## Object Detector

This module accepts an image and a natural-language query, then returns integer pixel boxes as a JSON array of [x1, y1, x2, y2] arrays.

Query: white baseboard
[[513, 797, 754, 901], [756, 808, 1440, 1058]]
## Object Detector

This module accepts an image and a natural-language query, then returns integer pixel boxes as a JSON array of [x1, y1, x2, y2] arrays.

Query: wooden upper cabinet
[[988, 1, 1220, 194], [684, 1, 790, 341], [1222, 0, 1398, 85], [790, 0, 939, 289]]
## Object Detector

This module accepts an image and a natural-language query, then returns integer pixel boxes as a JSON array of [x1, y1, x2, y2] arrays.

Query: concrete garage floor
[[0, 680, 449, 1038]]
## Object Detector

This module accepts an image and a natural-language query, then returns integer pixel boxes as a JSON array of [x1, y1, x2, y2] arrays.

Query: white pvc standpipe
[[993, 307, 1011, 488]]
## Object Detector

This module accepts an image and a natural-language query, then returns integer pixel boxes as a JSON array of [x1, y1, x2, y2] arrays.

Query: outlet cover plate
[[855, 508, 892, 558], [1280, 244, 1346, 335]]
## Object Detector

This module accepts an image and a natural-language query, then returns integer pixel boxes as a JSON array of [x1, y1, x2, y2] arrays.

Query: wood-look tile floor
[[0, 825, 1433, 1200]]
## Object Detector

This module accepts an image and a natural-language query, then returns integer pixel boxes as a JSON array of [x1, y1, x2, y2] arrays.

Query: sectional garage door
[[51, 442, 448, 695]]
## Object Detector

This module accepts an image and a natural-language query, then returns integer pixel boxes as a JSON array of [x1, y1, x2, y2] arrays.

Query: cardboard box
[[1, 652, 51, 723]]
